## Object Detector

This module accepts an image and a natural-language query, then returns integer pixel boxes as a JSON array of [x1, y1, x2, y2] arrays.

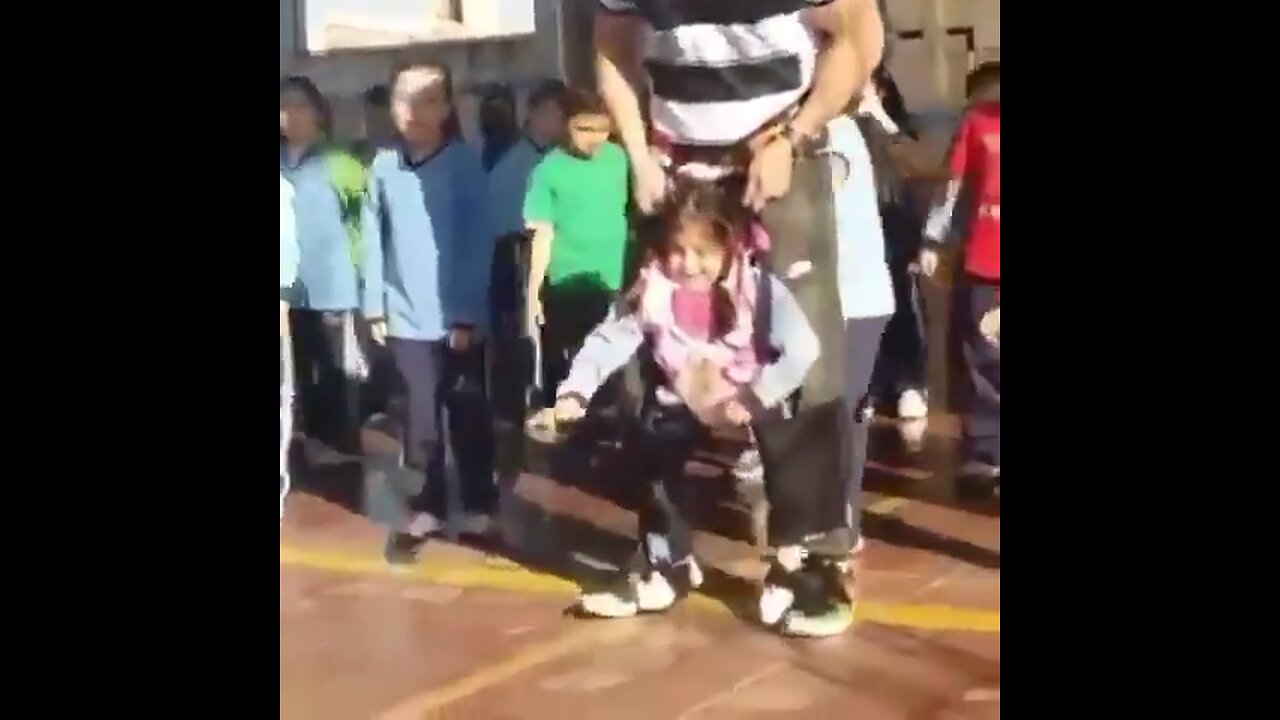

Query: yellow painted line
[[376, 621, 643, 719], [865, 496, 913, 516], [865, 460, 933, 481], [280, 545, 579, 595], [280, 544, 999, 634]]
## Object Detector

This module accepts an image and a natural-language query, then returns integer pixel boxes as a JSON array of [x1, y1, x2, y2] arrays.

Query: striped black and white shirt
[[599, 0, 835, 148]]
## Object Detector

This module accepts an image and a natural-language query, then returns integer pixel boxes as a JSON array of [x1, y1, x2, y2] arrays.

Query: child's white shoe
[[578, 558, 701, 618], [635, 572, 677, 612], [579, 571, 676, 618], [897, 389, 928, 419]]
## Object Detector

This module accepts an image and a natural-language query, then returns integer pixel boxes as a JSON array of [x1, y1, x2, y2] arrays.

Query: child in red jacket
[[920, 62, 1000, 495]]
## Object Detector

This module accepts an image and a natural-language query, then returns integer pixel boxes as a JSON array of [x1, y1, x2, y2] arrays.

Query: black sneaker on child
[[384, 532, 428, 566]]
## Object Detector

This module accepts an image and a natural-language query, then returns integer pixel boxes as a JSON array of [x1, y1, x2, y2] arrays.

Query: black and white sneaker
[[384, 513, 444, 566], [578, 558, 702, 618]]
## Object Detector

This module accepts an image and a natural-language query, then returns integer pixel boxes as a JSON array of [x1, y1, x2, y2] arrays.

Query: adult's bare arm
[[594, 12, 650, 162], [791, 0, 886, 139]]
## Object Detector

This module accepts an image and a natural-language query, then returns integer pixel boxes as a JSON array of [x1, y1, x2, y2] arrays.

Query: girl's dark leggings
[[626, 402, 704, 572]]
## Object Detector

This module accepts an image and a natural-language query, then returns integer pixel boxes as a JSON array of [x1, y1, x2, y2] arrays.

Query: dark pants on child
[[874, 203, 927, 399], [541, 284, 616, 406], [387, 338, 497, 517], [844, 316, 889, 538], [490, 233, 534, 425], [290, 308, 361, 453], [957, 278, 1000, 468], [876, 268, 927, 402], [627, 402, 705, 571], [754, 152, 853, 554]]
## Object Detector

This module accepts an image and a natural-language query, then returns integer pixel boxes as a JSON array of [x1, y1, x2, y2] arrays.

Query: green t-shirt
[[522, 143, 629, 292]]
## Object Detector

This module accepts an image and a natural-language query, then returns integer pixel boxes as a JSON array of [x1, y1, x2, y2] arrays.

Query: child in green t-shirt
[[523, 89, 630, 421]]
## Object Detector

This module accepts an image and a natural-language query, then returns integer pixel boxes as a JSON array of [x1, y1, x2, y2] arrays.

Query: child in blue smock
[[486, 80, 567, 431], [280, 76, 367, 461], [361, 63, 497, 564]]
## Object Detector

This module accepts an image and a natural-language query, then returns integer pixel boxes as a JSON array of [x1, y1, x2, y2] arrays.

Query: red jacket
[[949, 102, 1000, 281]]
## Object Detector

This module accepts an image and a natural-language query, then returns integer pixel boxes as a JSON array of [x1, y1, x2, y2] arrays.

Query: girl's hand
[[280, 301, 290, 338], [722, 399, 752, 427], [553, 395, 587, 424]]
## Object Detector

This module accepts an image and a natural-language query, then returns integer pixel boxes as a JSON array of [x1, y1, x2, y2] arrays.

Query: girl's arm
[[749, 276, 821, 410], [556, 307, 645, 404], [360, 167, 386, 321]]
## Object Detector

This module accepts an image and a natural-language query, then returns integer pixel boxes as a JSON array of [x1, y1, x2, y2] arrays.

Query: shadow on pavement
[[287, 402, 997, 611]]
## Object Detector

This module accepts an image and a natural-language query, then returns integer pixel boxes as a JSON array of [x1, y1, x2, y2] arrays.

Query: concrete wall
[[884, 0, 1000, 111], [281, 0, 569, 140], [886, 0, 1000, 51]]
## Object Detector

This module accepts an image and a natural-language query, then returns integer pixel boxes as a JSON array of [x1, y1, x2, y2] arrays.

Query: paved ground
[[280, 416, 1000, 719]]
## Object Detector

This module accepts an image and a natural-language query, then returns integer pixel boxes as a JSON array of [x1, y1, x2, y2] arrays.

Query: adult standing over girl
[[593, 0, 887, 626]]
